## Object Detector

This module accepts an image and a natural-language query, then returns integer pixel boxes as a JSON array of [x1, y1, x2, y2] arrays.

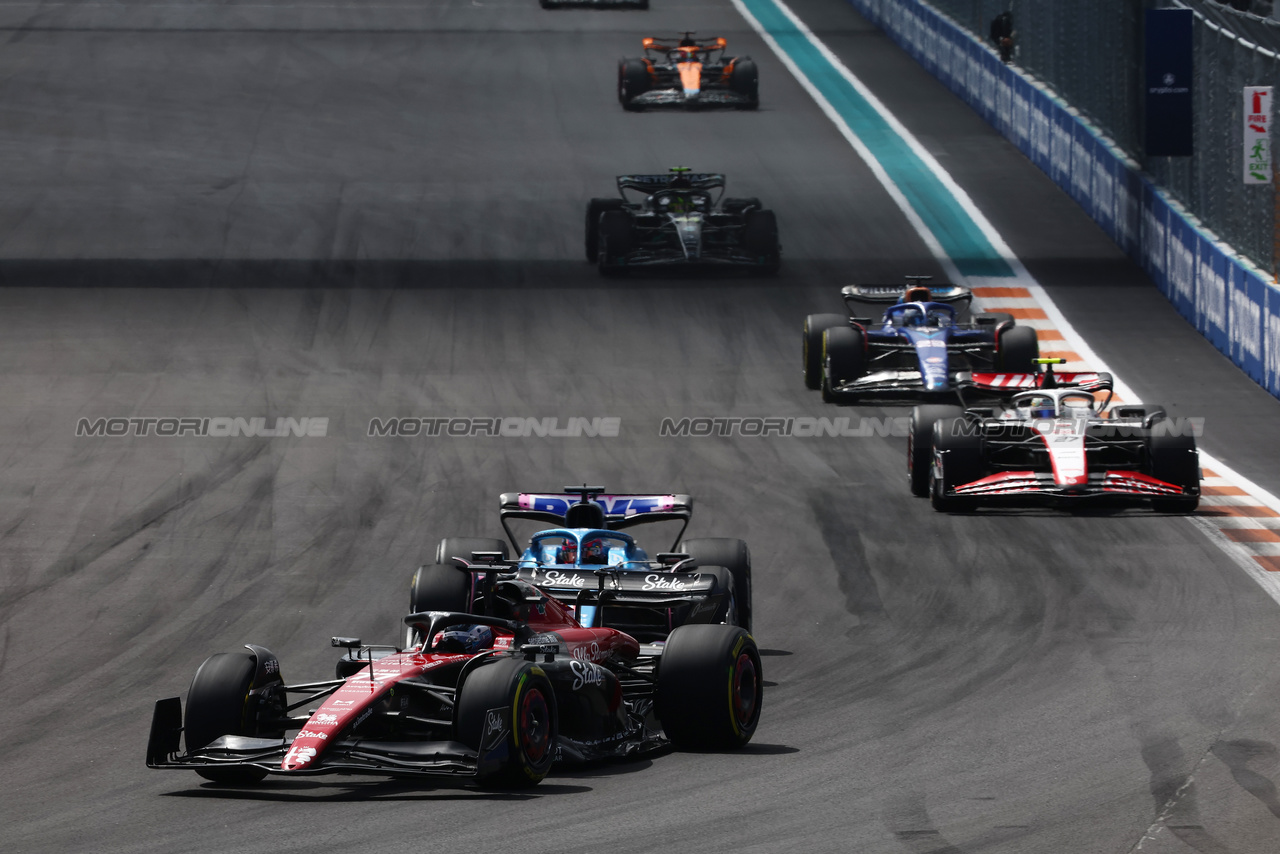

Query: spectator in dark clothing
[[990, 11, 1014, 63]]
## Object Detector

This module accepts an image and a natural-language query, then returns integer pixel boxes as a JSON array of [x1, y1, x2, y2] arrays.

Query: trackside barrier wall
[[846, 0, 1280, 400]]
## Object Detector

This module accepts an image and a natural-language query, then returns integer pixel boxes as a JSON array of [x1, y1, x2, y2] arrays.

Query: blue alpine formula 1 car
[[409, 487, 753, 644], [803, 278, 1039, 404]]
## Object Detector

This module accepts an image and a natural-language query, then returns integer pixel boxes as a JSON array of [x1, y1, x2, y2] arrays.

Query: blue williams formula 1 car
[[586, 168, 780, 275], [411, 487, 753, 644], [803, 278, 1039, 404]]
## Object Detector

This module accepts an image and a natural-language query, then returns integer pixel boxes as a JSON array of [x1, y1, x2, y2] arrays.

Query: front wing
[[605, 246, 770, 270], [947, 470, 1196, 504], [147, 697, 501, 780], [827, 369, 967, 402], [627, 89, 755, 108]]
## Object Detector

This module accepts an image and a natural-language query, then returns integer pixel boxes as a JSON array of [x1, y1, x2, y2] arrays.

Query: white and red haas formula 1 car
[[147, 557, 761, 788], [907, 360, 1201, 512]]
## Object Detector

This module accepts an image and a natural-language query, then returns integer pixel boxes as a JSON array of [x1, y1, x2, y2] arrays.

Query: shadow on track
[[0, 258, 936, 290], [160, 779, 593, 802]]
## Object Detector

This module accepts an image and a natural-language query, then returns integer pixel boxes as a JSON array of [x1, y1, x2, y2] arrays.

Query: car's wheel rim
[[731, 652, 758, 729], [518, 687, 551, 763]]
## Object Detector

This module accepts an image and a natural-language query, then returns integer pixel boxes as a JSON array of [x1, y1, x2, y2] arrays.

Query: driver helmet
[[582, 538, 608, 565], [435, 624, 495, 654], [668, 194, 694, 214], [1022, 396, 1056, 419], [900, 306, 925, 327], [557, 537, 578, 564]]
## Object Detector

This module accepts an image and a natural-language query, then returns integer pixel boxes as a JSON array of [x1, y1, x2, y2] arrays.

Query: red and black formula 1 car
[[147, 557, 762, 788], [908, 360, 1201, 512], [618, 33, 758, 110]]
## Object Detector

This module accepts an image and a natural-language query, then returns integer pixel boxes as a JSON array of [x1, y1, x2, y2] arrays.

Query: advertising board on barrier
[[1144, 9, 1194, 158], [847, 0, 1280, 401]]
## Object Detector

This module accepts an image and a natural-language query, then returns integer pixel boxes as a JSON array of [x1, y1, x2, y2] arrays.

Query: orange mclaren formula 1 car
[[618, 33, 759, 110]]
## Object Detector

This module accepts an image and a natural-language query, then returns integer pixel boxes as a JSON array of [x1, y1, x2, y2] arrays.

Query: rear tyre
[[185, 652, 271, 784], [1147, 425, 1200, 513], [405, 563, 474, 647], [598, 210, 633, 275], [435, 537, 509, 566], [656, 624, 762, 750], [728, 57, 759, 108], [804, 313, 846, 390], [742, 209, 780, 273], [618, 58, 650, 109], [678, 538, 752, 632], [821, 325, 865, 403], [996, 325, 1039, 372], [930, 417, 983, 512], [909, 405, 964, 497], [585, 198, 625, 262], [456, 658, 557, 788]]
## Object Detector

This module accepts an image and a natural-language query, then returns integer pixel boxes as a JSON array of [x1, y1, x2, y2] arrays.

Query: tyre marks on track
[[738, 0, 1280, 606], [971, 286, 1280, 600]]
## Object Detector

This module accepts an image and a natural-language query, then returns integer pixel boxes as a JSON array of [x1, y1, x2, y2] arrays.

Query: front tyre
[[742, 209, 780, 273], [456, 658, 557, 788], [909, 405, 963, 497], [585, 198, 625, 262], [729, 57, 759, 108], [804, 313, 846, 390], [185, 652, 272, 784], [821, 325, 866, 403], [930, 416, 983, 512], [618, 58, 650, 109], [1147, 424, 1200, 513], [598, 210, 633, 275], [656, 624, 762, 750]]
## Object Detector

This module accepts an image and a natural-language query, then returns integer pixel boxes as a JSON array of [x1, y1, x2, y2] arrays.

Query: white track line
[[734, 0, 1280, 604]]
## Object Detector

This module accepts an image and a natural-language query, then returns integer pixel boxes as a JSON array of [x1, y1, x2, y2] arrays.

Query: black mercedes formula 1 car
[[586, 168, 780, 275], [618, 33, 758, 110], [147, 556, 762, 788]]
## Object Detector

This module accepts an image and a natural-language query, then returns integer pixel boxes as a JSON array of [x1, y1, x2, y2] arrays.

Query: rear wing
[[499, 491, 693, 550], [959, 371, 1115, 393], [841, 284, 972, 304], [643, 35, 728, 53], [617, 173, 726, 194]]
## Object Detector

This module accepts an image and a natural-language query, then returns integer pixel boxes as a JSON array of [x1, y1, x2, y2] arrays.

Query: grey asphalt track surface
[[2, 2, 1280, 853]]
